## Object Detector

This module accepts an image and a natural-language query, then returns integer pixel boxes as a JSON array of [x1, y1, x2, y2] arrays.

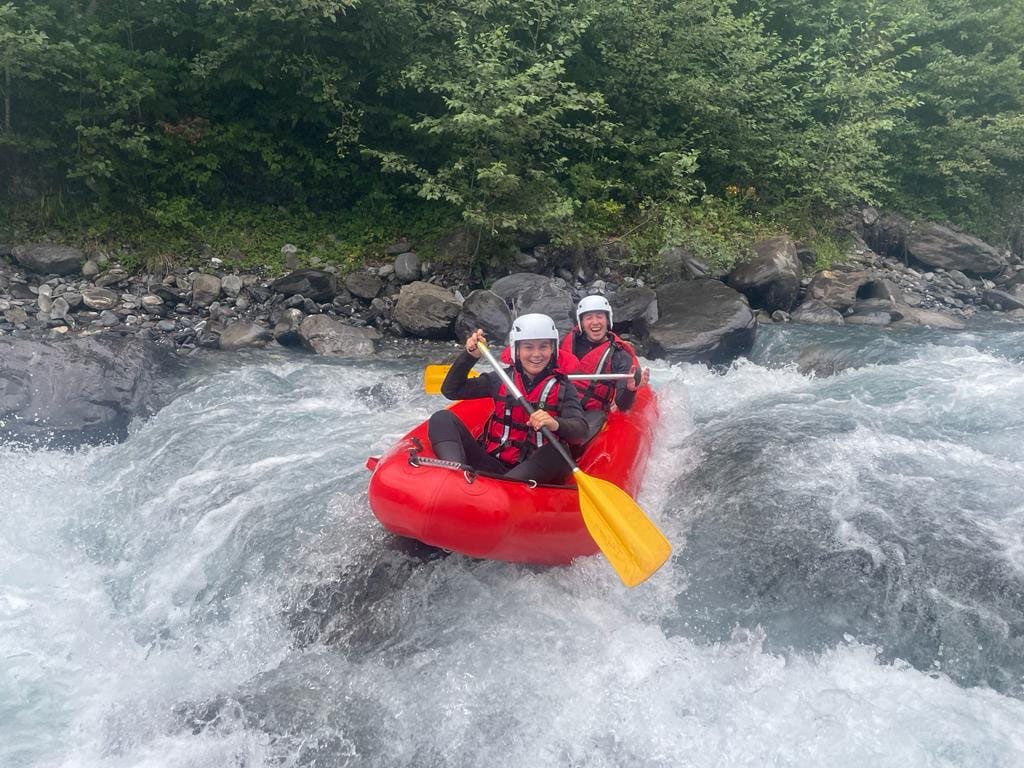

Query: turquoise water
[[2, 323, 1023, 767]]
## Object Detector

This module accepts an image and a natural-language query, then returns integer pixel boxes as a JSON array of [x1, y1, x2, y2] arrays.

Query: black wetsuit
[[427, 351, 588, 484]]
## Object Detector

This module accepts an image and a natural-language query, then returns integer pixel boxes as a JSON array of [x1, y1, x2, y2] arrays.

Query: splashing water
[[3, 325, 1024, 767]]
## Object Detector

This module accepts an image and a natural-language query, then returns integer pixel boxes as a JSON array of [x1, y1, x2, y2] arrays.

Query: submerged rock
[[0, 333, 180, 449]]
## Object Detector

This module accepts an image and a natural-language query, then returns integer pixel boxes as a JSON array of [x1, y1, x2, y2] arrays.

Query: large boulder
[[270, 269, 338, 302], [727, 236, 801, 312], [610, 287, 658, 331], [644, 279, 757, 365], [906, 224, 1006, 276], [804, 270, 871, 311], [0, 334, 179, 449], [12, 244, 83, 276], [454, 289, 512, 343], [393, 281, 462, 339], [489, 273, 574, 331], [299, 315, 380, 356]]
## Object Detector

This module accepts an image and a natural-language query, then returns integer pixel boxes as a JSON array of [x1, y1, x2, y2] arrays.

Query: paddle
[[423, 365, 638, 395], [476, 340, 671, 587]]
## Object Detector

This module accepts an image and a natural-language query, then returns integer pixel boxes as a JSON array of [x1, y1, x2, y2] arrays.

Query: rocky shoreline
[[2, 207, 1023, 448]]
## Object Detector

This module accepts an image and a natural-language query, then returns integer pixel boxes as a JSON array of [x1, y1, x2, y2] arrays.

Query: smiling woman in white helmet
[[427, 313, 588, 484], [560, 294, 651, 440]]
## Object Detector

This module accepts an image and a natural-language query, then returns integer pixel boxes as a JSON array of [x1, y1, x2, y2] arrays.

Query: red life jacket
[[558, 329, 639, 412], [481, 367, 565, 466]]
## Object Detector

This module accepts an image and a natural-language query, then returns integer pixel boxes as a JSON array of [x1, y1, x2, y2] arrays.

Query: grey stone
[[282, 243, 299, 270], [12, 244, 83, 276], [95, 269, 129, 288], [221, 275, 243, 298], [394, 252, 421, 283], [81, 287, 119, 311], [455, 289, 513, 342], [299, 315, 380, 356], [344, 272, 384, 300], [219, 321, 274, 349], [906, 224, 1006, 275], [4, 306, 29, 326], [50, 297, 70, 320], [0, 335, 180, 448], [393, 281, 462, 339], [727, 236, 801, 312], [792, 299, 845, 325], [645, 279, 756, 366], [191, 274, 222, 307], [386, 239, 414, 256], [273, 308, 305, 346], [610, 287, 658, 328]]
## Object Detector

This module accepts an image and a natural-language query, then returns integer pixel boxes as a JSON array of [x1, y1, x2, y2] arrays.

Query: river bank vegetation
[[1, 0, 1022, 273]]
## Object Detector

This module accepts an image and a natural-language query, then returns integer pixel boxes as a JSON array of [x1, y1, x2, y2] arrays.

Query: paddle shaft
[[476, 342, 578, 470]]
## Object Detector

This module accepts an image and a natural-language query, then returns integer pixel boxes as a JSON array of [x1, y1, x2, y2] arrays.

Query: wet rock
[[792, 299, 845, 325], [299, 315, 380, 356], [644, 279, 756, 366], [727, 235, 801, 312], [0, 334, 180, 449], [219, 321, 274, 349], [893, 306, 967, 330]]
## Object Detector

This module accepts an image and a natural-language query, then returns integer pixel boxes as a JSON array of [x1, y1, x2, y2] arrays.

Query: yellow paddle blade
[[574, 469, 672, 587], [423, 364, 479, 394]]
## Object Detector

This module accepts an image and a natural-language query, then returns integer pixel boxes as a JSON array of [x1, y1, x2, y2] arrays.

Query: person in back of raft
[[428, 313, 588, 484], [562, 294, 650, 441]]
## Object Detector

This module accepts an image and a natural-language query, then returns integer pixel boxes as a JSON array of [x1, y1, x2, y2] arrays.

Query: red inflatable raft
[[366, 386, 659, 565]]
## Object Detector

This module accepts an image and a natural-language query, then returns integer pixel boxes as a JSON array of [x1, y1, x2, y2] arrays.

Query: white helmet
[[576, 294, 613, 329], [508, 313, 559, 349]]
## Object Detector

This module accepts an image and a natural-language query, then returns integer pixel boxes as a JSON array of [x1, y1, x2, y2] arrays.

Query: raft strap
[[405, 443, 573, 489]]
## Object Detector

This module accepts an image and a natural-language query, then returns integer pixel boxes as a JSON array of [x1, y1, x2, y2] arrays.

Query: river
[[3, 320, 1023, 766]]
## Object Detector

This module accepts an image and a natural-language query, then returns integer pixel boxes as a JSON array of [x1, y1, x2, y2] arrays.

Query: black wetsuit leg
[[504, 443, 571, 484], [427, 410, 507, 473]]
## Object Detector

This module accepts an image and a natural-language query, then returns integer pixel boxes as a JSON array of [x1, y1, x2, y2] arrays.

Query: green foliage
[[2, 0, 1023, 261]]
